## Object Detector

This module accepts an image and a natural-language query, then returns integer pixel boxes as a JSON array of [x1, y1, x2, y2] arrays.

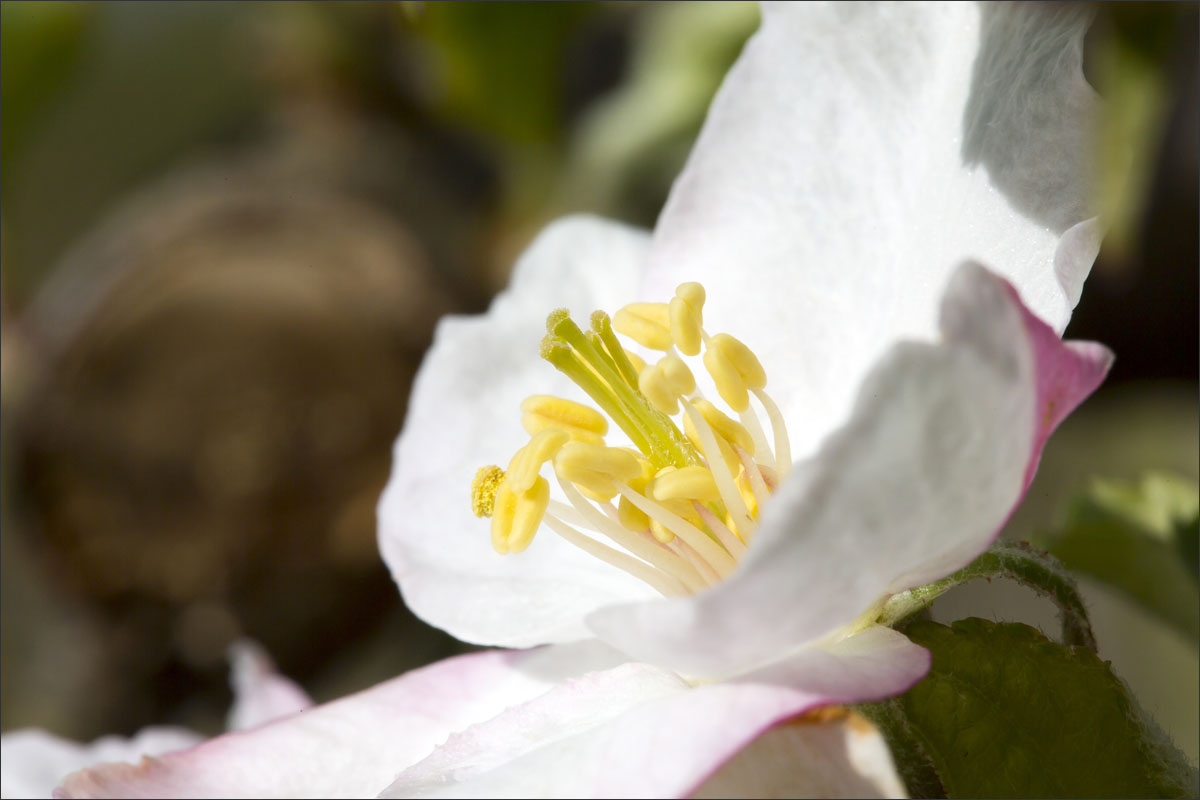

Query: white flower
[[378, 1, 1110, 680], [8, 3, 1114, 798]]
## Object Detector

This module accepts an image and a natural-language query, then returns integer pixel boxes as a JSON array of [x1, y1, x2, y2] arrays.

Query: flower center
[[470, 282, 793, 596]]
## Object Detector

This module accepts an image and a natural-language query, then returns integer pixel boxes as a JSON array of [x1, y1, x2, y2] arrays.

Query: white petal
[[226, 639, 313, 731], [381, 626, 927, 798], [1, 727, 201, 800], [378, 216, 658, 648], [590, 264, 1111, 677], [56, 641, 630, 799], [645, 2, 1100, 459]]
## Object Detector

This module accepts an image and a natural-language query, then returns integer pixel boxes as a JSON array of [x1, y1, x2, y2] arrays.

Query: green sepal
[[877, 539, 1096, 650]]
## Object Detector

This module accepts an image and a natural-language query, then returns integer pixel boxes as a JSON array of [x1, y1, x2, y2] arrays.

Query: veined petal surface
[[378, 217, 658, 648], [56, 641, 631, 799], [380, 625, 926, 798], [590, 264, 1111, 677], [645, 1, 1100, 460]]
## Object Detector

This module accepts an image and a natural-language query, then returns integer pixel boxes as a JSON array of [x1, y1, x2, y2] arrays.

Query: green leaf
[[869, 618, 1198, 798], [1036, 473, 1199, 639]]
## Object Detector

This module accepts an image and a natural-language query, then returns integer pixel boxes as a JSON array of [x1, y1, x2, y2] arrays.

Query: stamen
[[683, 401, 755, 538], [638, 363, 681, 416], [738, 405, 775, 472], [669, 536, 722, 587], [704, 342, 749, 411], [692, 501, 748, 559], [474, 279, 796, 598], [542, 513, 686, 597], [554, 442, 642, 486], [613, 303, 673, 351], [675, 282, 706, 314], [735, 445, 771, 515], [703, 333, 767, 413], [670, 296, 703, 356], [507, 476, 549, 553], [507, 428, 569, 493], [553, 482, 708, 594], [751, 386, 791, 480], [650, 465, 722, 505], [471, 465, 505, 518], [623, 348, 646, 374], [491, 480, 517, 554], [521, 394, 607, 444], [613, 482, 737, 578]]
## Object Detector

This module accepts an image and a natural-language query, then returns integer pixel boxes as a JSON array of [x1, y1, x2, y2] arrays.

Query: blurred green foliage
[[411, 2, 597, 147], [1093, 2, 1191, 260], [0, 2, 92, 175], [1036, 473, 1199, 640]]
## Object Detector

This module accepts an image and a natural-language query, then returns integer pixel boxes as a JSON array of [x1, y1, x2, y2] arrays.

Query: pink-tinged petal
[[378, 216, 659, 650], [692, 710, 905, 799], [1, 728, 201, 800], [1004, 282, 1113, 491], [226, 639, 314, 732], [381, 627, 927, 798], [57, 641, 630, 799], [591, 263, 1110, 678], [644, 2, 1100, 462]]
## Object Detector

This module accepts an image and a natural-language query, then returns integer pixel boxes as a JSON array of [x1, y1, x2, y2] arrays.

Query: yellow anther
[[617, 474, 651, 532], [637, 355, 696, 416], [669, 297, 702, 356], [554, 442, 642, 486], [471, 465, 506, 518], [703, 344, 749, 412], [649, 519, 675, 544], [650, 465, 722, 504], [675, 282, 706, 312], [658, 355, 696, 396], [491, 475, 550, 555], [632, 452, 656, 483], [685, 400, 755, 455], [647, 497, 703, 544], [710, 334, 766, 389], [490, 481, 517, 553], [613, 303, 673, 351], [506, 428, 569, 493], [573, 477, 620, 503], [521, 394, 607, 443], [638, 363, 680, 416], [508, 476, 550, 554]]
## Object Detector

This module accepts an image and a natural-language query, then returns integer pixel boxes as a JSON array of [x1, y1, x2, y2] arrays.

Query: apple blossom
[[5, 2, 1113, 798]]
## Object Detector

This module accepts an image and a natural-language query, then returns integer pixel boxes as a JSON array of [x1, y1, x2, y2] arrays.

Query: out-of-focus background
[[1, 0, 1196, 762]]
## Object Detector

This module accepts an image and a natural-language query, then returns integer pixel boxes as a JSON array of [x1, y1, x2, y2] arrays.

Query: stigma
[[471, 281, 792, 596]]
